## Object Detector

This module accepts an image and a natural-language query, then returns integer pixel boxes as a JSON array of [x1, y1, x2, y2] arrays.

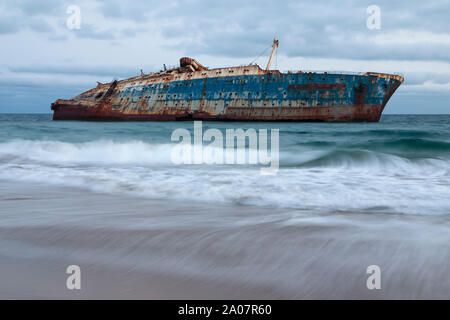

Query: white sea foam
[[0, 139, 174, 165], [1, 139, 449, 215]]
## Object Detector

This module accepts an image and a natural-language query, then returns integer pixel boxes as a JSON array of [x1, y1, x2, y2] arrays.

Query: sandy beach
[[1, 180, 449, 299]]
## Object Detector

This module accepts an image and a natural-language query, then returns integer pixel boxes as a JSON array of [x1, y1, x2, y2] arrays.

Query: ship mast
[[265, 38, 279, 71]]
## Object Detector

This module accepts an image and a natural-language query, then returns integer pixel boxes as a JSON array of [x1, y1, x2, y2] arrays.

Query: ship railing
[[284, 70, 404, 77]]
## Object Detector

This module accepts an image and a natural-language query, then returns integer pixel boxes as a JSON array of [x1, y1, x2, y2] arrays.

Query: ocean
[[0, 114, 449, 298]]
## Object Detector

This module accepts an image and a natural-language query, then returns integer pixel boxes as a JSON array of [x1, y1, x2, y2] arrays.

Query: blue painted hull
[[52, 63, 403, 122]]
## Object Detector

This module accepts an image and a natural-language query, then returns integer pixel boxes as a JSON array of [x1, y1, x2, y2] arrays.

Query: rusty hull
[[51, 59, 404, 122]]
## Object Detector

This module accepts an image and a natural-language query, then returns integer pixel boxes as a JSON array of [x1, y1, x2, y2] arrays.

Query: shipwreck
[[51, 39, 403, 122]]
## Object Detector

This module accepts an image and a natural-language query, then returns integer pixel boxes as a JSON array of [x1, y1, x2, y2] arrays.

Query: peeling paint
[[51, 58, 404, 122]]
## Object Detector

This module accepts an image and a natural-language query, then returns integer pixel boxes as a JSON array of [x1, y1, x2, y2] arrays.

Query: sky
[[0, 0, 449, 114]]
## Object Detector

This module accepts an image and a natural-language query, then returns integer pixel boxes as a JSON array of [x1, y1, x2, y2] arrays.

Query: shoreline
[[1, 180, 449, 299]]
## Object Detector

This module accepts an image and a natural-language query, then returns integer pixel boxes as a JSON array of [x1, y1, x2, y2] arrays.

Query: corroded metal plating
[[51, 58, 403, 122]]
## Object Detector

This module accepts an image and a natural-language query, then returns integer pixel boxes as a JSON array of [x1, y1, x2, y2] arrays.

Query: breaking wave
[[0, 139, 449, 169], [0, 139, 174, 166], [1, 138, 450, 215]]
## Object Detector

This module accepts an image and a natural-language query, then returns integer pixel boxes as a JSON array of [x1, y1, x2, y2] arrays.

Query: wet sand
[[0, 180, 449, 299]]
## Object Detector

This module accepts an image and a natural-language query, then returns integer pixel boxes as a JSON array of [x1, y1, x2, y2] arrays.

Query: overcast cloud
[[0, 0, 449, 113]]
